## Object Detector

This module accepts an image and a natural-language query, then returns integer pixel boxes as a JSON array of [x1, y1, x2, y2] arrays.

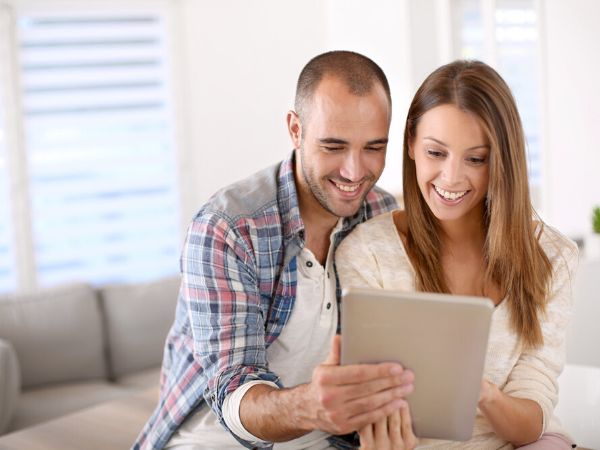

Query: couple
[[134, 51, 577, 450]]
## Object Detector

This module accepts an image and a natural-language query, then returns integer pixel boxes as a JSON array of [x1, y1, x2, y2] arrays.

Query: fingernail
[[390, 365, 403, 375]]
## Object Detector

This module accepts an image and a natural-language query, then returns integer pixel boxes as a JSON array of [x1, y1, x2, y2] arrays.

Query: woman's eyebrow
[[424, 136, 489, 151]]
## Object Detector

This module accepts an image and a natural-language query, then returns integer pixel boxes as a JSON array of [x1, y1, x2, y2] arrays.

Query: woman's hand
[[358, 404, 419, 450], [478, 379, 499, 406]]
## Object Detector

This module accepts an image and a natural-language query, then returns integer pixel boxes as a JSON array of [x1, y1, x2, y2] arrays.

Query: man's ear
[[287, 110, 302, 149]]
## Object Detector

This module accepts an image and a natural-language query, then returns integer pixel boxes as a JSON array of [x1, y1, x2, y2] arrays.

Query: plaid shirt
[[133, 152, 397, 450]]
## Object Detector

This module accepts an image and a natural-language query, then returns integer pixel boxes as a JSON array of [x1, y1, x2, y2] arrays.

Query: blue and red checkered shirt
[[133, 152, 398, 449]]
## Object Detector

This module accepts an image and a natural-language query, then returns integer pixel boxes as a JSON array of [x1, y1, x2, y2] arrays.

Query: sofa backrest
[[0, 284, 107, 388], [99, 276, 179, 379]]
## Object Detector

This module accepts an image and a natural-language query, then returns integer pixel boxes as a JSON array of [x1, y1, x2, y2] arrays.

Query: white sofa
[[0, 276, 179, 435]]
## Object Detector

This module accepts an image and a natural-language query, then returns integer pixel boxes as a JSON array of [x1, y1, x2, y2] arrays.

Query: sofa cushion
[[100, 276, 179, 379], [0, 338, 20, 434], [0, 284, 107, 388], [116, 367, 161, 390], [8, 380, 132, 432]]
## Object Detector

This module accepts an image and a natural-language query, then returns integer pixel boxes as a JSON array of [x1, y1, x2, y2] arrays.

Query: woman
[[336, 60, 578, 449]]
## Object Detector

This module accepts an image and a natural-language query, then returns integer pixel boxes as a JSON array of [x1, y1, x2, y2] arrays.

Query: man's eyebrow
[[366, 138, 388, 146], [318, 138, 389, 145], [318, 138, 349, 145], [423, 136, 489, 151]]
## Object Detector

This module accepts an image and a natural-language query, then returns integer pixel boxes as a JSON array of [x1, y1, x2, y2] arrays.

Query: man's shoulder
[[195, 161, 282, 225], [362, 185, 399, 219]]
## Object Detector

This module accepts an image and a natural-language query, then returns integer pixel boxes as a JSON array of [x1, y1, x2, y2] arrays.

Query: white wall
[[175, 0, 328, 222], [325, 0, 413, 195], [542, 0, 600, 238]]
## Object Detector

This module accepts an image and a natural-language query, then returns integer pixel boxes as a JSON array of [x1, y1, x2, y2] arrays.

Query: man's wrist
[[280, 383, 317, 433], [240, 383, 315, 442]]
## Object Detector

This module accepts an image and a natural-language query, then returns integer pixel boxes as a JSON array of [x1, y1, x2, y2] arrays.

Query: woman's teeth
[[434, 185, 468, 200]]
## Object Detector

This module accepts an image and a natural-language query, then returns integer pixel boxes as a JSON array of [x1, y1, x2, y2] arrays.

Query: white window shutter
[[17, 11, 181, 286], [0, 97, 17, 293]]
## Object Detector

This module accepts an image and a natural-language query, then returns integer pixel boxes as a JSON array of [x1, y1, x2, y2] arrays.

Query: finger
[[323, 334, 341, 366], [388, 409, 402, 445], [373, 415, 388, 447], [319, 362, 407, 386], [400, 404, 418, 449], [347, 398, 407, 432], [359, 424, 374, 450], [334, 370, 415, 402], [343, 382, 414, 418]]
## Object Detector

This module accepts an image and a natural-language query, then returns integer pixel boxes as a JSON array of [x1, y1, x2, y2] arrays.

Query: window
[[1, 4, 181, 291], [0, 94, 16, 293], [452, 0, 542, 206]]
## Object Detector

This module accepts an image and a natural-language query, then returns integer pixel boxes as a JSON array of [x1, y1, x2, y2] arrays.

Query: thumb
[[323, 334, 341, 366]]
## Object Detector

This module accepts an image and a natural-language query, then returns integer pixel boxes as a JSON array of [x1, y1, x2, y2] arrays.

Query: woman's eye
[[427, 149, 445, 158], [467, 157, 486, 165]]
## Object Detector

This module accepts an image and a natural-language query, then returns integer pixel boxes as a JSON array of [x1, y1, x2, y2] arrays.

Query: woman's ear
[[287, 111, 302, 149], [408, 142, 415, 160]]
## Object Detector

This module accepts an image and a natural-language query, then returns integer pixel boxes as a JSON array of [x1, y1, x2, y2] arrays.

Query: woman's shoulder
[[339, 210, 401, 254], [352, 209, 398, 236], [536, 222, 579, 271]]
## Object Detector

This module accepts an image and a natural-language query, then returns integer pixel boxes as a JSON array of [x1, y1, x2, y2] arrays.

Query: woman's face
[[410, 104, 490, 225]]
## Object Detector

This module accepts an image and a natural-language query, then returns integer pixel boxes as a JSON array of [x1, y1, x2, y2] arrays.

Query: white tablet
[[341, 288, 494, 441]]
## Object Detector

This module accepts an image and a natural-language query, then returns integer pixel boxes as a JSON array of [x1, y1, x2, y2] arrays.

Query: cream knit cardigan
[[336, 211, 578, 450]]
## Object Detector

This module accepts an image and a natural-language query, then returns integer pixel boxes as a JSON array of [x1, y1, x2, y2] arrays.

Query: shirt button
[[327, 272, 330, 279], [306, 261, 313, 268], [326, 302, 332, 310]]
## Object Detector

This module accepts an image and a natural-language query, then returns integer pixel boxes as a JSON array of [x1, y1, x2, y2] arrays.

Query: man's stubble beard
[[298, 145, 372, 219]]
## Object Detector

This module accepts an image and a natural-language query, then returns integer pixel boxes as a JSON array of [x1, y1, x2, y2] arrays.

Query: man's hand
[[304, 335, 415, 435]]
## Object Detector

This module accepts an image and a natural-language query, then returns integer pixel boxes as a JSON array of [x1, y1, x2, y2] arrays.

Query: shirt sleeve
[[501, 236, 579, 434], [222, 380, 280, 444], [182, 211, 282, 448]]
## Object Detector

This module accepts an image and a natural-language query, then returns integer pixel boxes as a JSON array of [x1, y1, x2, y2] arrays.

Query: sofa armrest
[[0, 338, 20, 434]]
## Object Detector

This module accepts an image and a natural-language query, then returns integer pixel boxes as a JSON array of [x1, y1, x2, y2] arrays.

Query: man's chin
[[327, 199, 364, 219]]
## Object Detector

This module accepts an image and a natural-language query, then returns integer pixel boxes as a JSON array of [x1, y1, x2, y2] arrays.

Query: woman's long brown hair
[[403, 60, 552, 349]]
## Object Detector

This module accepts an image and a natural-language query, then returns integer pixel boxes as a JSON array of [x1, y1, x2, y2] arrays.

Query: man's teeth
[[335, 182, 360, 192], [434, 185, 468, 200]]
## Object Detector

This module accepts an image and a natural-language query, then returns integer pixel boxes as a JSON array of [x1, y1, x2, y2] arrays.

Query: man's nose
[[339, 150, 365, 182]]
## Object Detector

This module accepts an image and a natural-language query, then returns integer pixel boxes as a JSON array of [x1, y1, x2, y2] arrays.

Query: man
[[133, 50, 415, 450]]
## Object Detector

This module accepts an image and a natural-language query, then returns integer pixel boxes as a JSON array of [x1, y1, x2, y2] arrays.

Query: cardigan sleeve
[[501, 233, 579, 434]]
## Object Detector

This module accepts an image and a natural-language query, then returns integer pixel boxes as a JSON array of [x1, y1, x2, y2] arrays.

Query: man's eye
[[323, 146, 343, 151], [366, 146, 385, 152]]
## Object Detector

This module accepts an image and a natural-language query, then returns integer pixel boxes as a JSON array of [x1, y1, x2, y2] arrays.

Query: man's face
[[288, 75, 391, 220]]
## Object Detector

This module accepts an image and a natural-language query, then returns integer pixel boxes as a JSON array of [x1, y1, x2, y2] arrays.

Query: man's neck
[[296, 191, 340, 266]]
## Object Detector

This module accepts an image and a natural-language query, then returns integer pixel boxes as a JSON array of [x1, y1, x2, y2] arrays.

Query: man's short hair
[[294, 50, 392, 123]]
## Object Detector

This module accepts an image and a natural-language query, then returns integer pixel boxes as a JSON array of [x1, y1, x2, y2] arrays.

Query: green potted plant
[[588, 206, 600, 259]]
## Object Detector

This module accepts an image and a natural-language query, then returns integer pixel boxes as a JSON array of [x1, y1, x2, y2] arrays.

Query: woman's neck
[[438, 206, 486, 250]]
